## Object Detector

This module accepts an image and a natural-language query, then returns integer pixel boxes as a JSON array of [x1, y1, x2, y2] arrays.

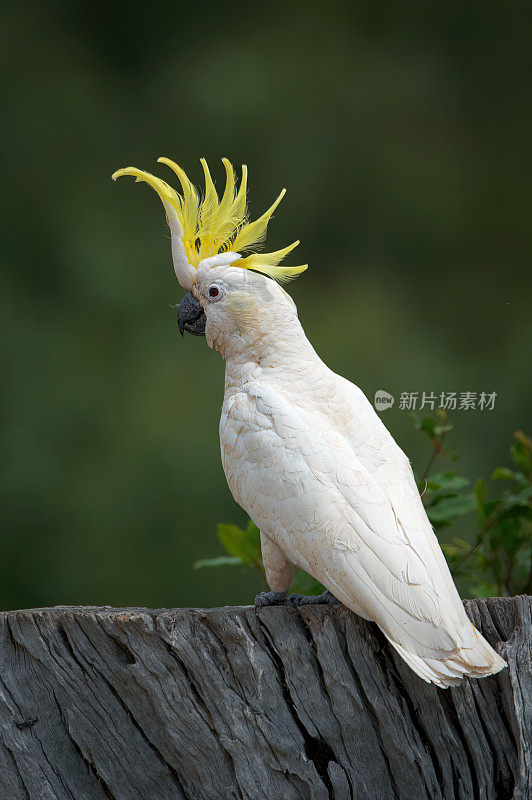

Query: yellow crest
[[112, 158, 307, 282]]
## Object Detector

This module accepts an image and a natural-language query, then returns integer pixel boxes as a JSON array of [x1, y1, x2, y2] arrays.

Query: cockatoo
[[112, 158, 506, 688]]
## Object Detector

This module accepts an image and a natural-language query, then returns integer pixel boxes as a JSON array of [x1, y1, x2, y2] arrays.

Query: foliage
[[415, 412, 531, 597], [194, 413, 532, 599]]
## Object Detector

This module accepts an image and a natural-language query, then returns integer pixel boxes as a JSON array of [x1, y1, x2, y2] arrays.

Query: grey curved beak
[[176, 292, 206, 337]]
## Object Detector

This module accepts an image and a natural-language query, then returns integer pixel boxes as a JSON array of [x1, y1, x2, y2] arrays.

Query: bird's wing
[[334, 376, 469, 622], [225, 381, 476, 661]]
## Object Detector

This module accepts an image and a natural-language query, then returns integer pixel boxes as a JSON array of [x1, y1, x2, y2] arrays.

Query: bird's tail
[[385, 622, 507, 688]]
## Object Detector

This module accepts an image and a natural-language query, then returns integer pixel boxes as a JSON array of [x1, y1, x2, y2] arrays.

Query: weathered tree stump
[[0, 596, 529, 800]]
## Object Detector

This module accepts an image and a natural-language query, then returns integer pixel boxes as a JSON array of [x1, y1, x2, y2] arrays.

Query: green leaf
[[415, 416, 436, 438], [194, 556, 243, 570], [416, 416, 449, 439], [513, 471, 532, 487], [434, 423, 454, 436], [504, 486, 532, 508], [427, 493, 477, 525], [217, 523, 262, 566], [491, 467, 516, 482], [428, 472, 470, 492], [415, 413, 453, 452]]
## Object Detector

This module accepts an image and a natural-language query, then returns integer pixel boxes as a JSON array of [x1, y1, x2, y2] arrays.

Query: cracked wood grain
[[0, 597, 529, 800]]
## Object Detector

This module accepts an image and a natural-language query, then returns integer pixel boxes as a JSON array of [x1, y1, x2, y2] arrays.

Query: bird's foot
[[285, 590, 341, 606], [254, 589, 341, 608], [254, 590, 288, 608]]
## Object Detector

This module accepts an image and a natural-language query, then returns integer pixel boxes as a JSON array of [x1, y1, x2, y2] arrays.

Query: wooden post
[[0, 596, 529, 799]]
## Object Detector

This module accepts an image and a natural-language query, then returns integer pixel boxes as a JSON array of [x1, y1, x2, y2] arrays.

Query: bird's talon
[[286, 590, 341, 606], [254, 591, 288, 608]]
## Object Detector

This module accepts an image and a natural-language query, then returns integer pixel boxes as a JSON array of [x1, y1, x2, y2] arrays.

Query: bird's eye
[[208, 285, 220, 299]]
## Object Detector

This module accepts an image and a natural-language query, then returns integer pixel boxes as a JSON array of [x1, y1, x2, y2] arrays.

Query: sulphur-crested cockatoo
[[112, 158, 506, 687]]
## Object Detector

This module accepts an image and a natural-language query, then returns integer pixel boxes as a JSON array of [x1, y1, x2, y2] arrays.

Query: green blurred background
[[1, 2, 530, 610]]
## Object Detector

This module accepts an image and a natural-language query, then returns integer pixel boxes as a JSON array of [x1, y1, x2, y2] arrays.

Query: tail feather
[[386, 623, 507, 688]]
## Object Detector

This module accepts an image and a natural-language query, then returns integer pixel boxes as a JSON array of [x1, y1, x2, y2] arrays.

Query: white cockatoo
[[112, 158, 506, 687]]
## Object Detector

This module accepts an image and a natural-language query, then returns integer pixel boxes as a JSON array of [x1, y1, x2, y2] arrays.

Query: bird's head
[[187, 263, 300, 357], [112, 158, 307, 358]]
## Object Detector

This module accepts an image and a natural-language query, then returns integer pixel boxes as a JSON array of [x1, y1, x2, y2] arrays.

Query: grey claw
[[285, 590, 341, 607], [320, 590, 342, 605], [254, 591, 288, 608]]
